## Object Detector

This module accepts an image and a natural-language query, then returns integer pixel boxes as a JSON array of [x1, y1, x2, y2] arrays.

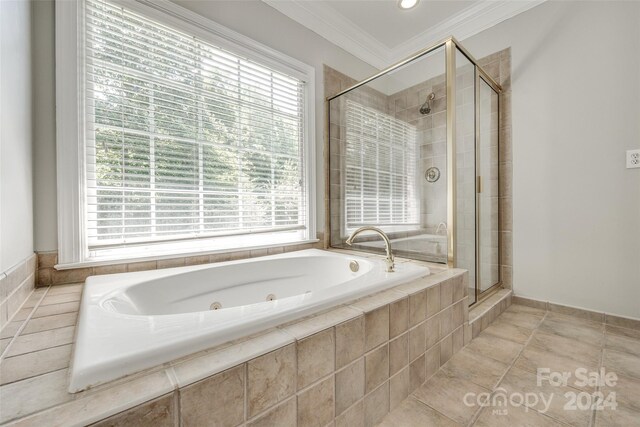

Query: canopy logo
[[462, 368, 618, 416]]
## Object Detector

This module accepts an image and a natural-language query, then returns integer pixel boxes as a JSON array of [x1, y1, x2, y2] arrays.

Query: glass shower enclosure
[[327, 38, 501, 306]]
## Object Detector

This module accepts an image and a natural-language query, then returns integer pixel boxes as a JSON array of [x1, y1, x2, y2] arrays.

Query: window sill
[[54, 238, 320, 270]]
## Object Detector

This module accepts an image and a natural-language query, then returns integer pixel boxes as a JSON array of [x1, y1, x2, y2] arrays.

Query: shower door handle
[[477, 176, 482, 194]]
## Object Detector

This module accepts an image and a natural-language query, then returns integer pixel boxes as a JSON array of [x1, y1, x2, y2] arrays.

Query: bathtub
[[69, 249, 429, 392]]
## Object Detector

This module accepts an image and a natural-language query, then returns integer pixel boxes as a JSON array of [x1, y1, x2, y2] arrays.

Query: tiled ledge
[[469, 288, 513, 338], [0, 264, 468, 426], [36, 242, 325, 287], [0, 254, 37, 328]]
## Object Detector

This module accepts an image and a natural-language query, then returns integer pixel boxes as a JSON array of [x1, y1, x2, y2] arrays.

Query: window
[[56, 0, 315, 266], [344, 100, 419, 232]]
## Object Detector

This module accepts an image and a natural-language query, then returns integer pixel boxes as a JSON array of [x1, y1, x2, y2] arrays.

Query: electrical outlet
[[627, 149, 640, 169]]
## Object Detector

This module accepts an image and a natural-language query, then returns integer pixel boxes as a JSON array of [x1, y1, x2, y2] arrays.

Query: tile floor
[[378, 304, 640, 427]]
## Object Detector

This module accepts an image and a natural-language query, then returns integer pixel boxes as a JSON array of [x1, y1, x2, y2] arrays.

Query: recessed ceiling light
[[398, 0, 419, 10]]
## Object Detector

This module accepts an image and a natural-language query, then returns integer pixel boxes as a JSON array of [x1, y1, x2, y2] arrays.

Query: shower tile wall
[[386, 77, 447, 233]]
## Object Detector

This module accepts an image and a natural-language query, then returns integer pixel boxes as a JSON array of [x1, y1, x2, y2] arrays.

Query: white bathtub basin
[[69, 249, 429, 392]]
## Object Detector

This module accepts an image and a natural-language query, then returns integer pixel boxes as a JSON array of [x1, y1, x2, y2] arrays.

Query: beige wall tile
[[440, 334, 453, 366], [425, 315, 440, 349], [408, 322, 426, 361], [297, 328, 335, 389], [92, 393, 175, 427], [408, 291, 426, 327], [335, 358, 364, 416], [335, 315, 364, 369], [184, 255, 210, 266], [452, 326, 464, 354], [389, 297, 408, 339], [248, 397, 296, 427], [127, 261, 157, 273], [472, 319, 482, 338], [37, 252, 58, 269], [453, 300, 464, 329], [247, 344, 296, 417], [439, 307, 453, 339], [364, 306, 389, 352], [37, 268, 52, 286], [156, 258, 186, 269], [425, 345, 440, 380], [426, 284, 440, 318], [452, 275, 465, 302], [51, 268, 93, 285], [179, 365, 245, 427], [364, 382, 389, 427], [297, 376, 334, 427], [365, 344, 388, 394], [439, 279, 453, 308], [389, 368, 409, 410], [93, 264, 127, 276], [409, 354, 426, 393], [335, 399, 364, 427], [388, 333, 408, 376]]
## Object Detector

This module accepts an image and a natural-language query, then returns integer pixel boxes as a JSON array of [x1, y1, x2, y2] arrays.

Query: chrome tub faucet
[[345, 226, 395, 272]]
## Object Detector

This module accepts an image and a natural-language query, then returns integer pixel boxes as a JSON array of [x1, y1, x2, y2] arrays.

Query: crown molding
[[391, 0, 546, 63], [263, 0, 390, 68], [262, 0, 546, 69]]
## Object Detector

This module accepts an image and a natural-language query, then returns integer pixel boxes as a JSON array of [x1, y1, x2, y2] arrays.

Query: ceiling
[[323, 0, 477, 49], [263, 0, 546, 69]]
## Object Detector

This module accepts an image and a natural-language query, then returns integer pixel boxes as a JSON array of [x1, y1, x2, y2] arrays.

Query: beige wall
[[1, 0, 34, 273], [31, 0, 378, 252], [463, 0, 640, 318]]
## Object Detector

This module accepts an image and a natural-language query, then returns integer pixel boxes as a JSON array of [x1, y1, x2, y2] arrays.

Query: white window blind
[[84, 0, 308, 249], [344, 100, 419, 229]]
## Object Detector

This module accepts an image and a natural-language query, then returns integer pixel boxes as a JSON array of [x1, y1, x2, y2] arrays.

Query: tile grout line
[[0, 286, 51, 361]]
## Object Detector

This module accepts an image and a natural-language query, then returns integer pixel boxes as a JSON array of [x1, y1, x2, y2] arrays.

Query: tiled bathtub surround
[[0, 254, 37, 328], [35, 238, 323, 287], [0, 266, 469, 426]]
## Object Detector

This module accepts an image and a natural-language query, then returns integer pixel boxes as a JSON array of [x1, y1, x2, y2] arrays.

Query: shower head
[[419, 92, 436, 115]]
